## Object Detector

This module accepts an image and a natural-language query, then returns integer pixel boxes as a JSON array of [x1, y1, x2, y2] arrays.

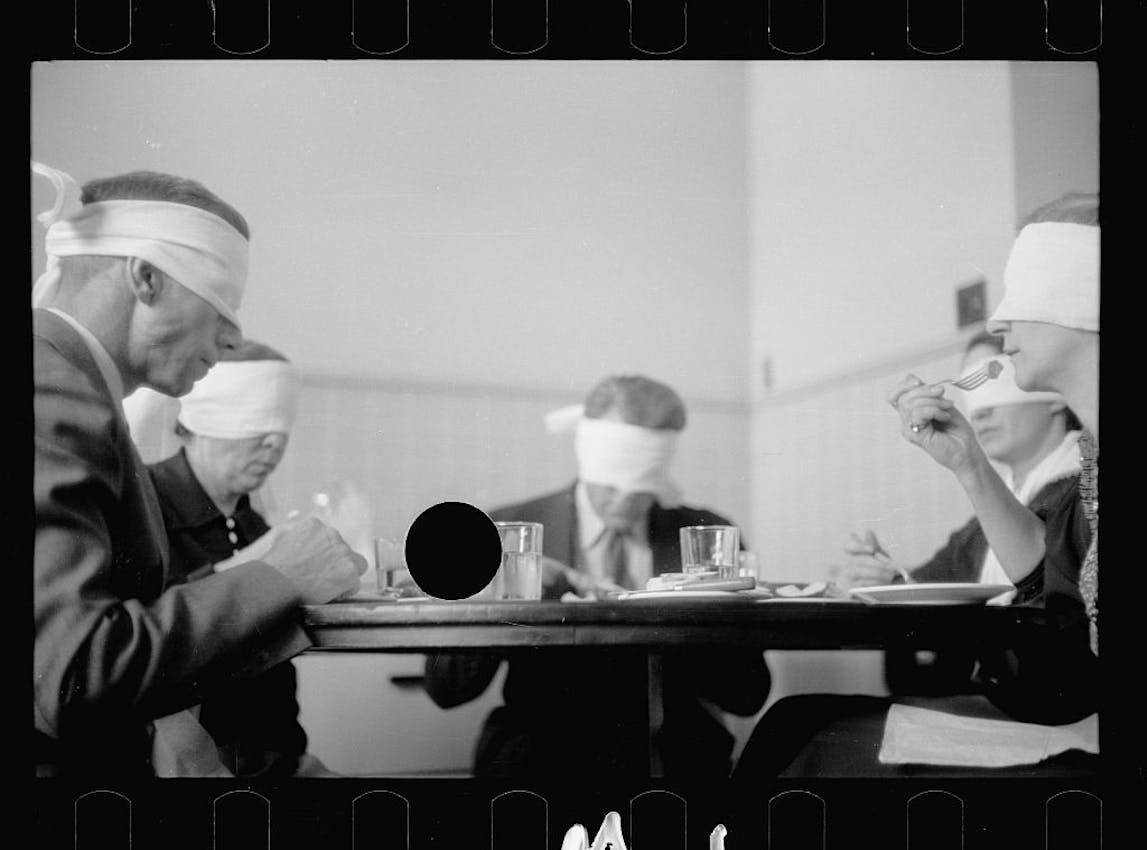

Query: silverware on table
[[849, 531, 912, 584]]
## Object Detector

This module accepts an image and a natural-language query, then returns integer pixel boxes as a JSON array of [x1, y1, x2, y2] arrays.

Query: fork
[[849, 531, 913, 584], [938, 358, 1003, 391], [909, 359, 1002, 432]]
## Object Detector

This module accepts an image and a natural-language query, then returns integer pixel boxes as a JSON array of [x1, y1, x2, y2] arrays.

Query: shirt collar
[[46, 308, 125, 402], [1002, 429, 1082, 502], [574, 479, 649, 548], [152, 448, 249, 530]]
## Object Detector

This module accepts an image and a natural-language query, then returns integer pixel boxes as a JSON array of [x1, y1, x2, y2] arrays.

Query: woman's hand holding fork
[[887, 374, 987, 477]]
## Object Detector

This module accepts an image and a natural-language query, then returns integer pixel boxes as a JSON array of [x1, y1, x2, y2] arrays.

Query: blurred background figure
[[841, 330, 1082, 695], [424, 374, 770, 778], [127, 340, 333, 776]]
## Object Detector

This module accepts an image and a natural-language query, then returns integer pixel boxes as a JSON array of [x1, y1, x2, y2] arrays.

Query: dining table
[[300, 593, 1062, 777]]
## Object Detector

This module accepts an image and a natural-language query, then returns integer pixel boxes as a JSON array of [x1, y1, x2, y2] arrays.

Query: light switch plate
[[956, 278, 987, 328]]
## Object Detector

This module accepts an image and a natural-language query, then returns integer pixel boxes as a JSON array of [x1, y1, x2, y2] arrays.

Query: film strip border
[[49, 0, 1104, 58], [42, 782, 1105, 848]]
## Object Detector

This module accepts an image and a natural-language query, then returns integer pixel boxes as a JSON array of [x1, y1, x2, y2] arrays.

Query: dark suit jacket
[[424, 483, 771, 778], [148, 450, 308, 777], [885, 475, 1081, 696], [34, 309, 310, 777]]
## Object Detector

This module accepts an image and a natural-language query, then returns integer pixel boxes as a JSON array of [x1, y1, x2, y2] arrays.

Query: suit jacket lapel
[[647, 503, 678, 577], [33, 309, 113, 400], [35, 308, 173, 593], [545, 483, 580, 568]]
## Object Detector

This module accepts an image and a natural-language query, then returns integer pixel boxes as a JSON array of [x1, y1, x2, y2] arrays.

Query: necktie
[[602, 529, 632, 589]]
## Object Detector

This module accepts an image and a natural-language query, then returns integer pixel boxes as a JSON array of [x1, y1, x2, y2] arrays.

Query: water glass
[[737, 550, 761, 581], [494, 522, 544, 600], [374, 537, 406, 593], [680, 525, 740, 579]]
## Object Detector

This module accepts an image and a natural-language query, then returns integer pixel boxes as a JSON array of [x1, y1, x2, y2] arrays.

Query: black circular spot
[[404, 502, 502, 600]]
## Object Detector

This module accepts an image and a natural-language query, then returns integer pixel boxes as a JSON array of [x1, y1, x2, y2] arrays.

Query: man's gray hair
[[583, 375, 687, 431]]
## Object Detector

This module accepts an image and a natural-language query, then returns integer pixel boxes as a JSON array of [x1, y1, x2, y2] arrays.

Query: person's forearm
[[955, 454, 1046, 583]]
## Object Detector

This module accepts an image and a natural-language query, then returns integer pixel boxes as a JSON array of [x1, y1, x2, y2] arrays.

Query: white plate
[[761, 596, 860, 603], [618, 589, 756, 601], [848, 583, 1013, 606]]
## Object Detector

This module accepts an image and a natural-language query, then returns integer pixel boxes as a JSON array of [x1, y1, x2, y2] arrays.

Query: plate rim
[[848, 582, 1013, 594], [848, 582, 1014, 603], [619, 589, 749, 600]]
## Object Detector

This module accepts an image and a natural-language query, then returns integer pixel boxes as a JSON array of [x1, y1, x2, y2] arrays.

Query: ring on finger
[[910, 422, 925, 434]]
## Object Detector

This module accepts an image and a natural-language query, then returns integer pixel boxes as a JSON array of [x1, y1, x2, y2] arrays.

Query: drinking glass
[[737, 550, 761, 581], [374, 537, 407, 594], [494, 522, 544, 600], [679, 525, 740, 579]]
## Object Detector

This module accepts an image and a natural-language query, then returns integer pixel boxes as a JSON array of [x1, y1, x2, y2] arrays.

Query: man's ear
[[126, 258, 165, 305]]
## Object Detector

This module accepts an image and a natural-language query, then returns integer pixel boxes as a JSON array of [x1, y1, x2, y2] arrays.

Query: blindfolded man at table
[[32, 162, 366, 777], [424, 375, 771, 778]]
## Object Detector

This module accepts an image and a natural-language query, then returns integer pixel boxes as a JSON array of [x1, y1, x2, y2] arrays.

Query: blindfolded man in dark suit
[[424, 374, 770, 778]]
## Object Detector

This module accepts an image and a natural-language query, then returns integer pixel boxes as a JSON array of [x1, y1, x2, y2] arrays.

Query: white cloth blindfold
[[178, 360, 300, 439], [31, 161, 249, 328], [958, 354, 1063, 416], [557, 407, 682, 506], [989, 222, 1099, 333]]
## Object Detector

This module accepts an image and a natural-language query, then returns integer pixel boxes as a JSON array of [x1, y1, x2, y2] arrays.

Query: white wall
[[1010, 61, 1099, 225], [746, 62, 1019, 398], [31, 60, 751, 404]]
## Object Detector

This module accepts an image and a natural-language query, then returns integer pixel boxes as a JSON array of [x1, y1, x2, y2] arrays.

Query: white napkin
[[878, 703, 1099, 767]]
